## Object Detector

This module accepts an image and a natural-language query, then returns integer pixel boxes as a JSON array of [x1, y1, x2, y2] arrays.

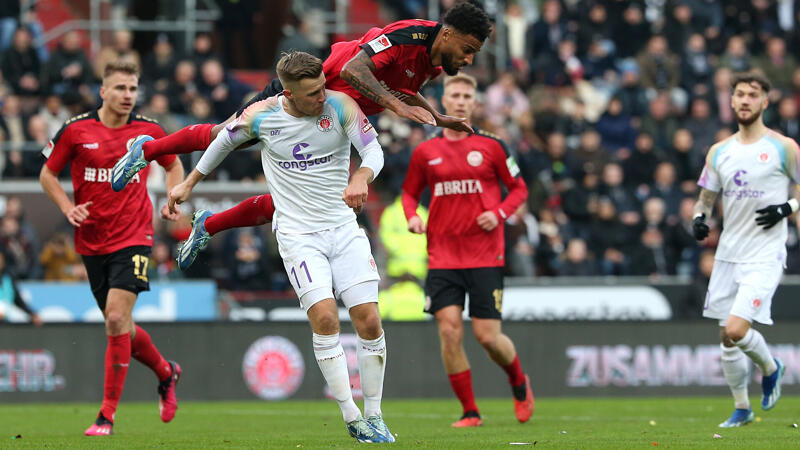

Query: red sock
[[131, 325, 172, 381], [204, 194, 275, 236], [502, 354, 526, 387], [142, 123, 215, 161], [448, 370, 479, 414], [101, 333, 131, 422]]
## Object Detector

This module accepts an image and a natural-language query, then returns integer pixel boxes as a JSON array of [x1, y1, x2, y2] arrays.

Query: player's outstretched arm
[[168, 169, 205, 214], [341, 50, 435, 125], [405, 93, 473, 133]]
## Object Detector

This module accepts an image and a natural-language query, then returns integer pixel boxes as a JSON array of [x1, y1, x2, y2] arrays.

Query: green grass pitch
[[2, 397, 799, 448]]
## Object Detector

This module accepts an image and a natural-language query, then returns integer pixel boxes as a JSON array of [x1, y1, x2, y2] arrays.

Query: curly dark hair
[[442, 2, 492, 42]]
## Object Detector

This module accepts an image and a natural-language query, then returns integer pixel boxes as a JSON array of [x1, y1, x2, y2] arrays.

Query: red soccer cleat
[[514, 374, 535, 423], [451, 413, 483, 427], [84, 414, 113, 436], [158, 361, 181, 422]]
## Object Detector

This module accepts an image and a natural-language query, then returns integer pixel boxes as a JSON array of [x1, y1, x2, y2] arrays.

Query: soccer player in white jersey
[[693, 71, 799, 428], [166, 51, 393, 444]]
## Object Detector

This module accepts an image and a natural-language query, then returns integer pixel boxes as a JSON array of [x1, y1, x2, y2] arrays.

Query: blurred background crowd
[[3, 0, 800, 300]]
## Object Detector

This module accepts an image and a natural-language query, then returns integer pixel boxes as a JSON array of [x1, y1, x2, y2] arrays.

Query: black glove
[[693, 213, 709, 240], [755, 202, 792, 229]]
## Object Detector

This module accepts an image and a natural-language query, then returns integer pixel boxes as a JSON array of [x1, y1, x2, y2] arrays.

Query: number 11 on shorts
[[291, 260, 312, 287]]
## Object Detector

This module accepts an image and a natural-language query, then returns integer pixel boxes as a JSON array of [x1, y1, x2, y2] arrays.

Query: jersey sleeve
[[401, 145, 428, 220], [697, 144, 723, 192], [328, 91, 378, 151], [489, 137, 529, 220], [359, 34, 404, 72], [781, 137, 800, 184], [42, 122, 75, 173]]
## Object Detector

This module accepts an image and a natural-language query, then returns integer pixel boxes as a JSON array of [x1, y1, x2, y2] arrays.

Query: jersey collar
[[426, 23, 442, 55], [90, 108, 134, 124]]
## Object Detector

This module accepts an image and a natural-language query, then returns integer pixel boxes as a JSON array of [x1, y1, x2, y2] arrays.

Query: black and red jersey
[[401, 129, 528, 269], [42, 110, 175, 256], [323, 19, 444, 116]]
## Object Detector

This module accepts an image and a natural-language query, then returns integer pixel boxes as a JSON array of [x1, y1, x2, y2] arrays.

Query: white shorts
[[276, 220, 380, 311], [703, 260, 783, 326]]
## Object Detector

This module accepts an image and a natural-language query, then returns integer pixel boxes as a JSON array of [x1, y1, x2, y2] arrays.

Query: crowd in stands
[[4, 0, 800, 296]]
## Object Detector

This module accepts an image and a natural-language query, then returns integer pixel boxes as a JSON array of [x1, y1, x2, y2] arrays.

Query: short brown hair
[[731, 70, 771, 93], [103, 61, 140, 80], [443, 73, 477, 90], [276, 51, 323, 85]]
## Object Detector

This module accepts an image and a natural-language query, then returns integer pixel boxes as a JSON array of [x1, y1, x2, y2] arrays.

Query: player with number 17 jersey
[[42, 110, 174, 255]]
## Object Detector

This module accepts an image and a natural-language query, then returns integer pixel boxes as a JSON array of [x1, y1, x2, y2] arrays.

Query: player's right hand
[[692, 213, 709, 240], [407, 215, 426, 234], [67, 201, 92, 227], [168, 182, 193, 214], [396, 104, 436, 126]]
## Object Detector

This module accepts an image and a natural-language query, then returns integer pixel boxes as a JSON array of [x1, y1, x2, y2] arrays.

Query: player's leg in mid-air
[[112, 79, 284, 191], [83, 247, 181, 436], [467, 267, 534, 423], [176, 193, 276, 270], [710, 261, 784, 428]]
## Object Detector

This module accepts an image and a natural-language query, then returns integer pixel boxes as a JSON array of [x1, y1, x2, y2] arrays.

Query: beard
[[735, 108, 762, 126], [442, 54, 460, 75]]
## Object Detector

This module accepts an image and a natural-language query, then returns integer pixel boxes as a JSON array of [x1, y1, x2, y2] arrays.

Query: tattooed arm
[[405, 93, 473, 133], [340, 50, 435, 125], [693, 188, 718, 219]]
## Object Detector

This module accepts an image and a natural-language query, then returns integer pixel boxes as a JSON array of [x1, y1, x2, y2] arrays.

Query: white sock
[[357, 332, 386, 418], [735, 328, 778, 376], [313, 332, 361, 423], [720, 344, 750, 409]]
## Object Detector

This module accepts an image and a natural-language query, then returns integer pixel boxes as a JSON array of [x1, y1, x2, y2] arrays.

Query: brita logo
[[279, 143, 332, 171]]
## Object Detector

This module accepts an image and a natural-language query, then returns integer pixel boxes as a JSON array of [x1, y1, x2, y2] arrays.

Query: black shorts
[[236, 78, 283, 117], [424, 267, 504, 319], [82, 246, 151, 311]]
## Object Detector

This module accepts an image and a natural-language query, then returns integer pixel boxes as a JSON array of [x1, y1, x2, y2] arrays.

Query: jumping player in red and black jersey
[[401, 74, 532, 428], [39, 62, 185, 436], [110, 2, 492, 269]]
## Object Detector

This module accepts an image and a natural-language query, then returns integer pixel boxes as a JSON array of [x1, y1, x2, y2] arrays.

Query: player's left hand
[[476, 210, 499, 231], [160, 202, 181, 222], [755, 202, 793, 229], [436, 114, 474, 133], [343, 180, 369, 211]]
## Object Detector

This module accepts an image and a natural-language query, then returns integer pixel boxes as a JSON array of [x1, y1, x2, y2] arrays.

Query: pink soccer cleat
[[84, 414, 113, 436], [158, 361, 181, 422]]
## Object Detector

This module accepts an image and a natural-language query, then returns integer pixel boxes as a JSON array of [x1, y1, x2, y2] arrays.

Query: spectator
[[505, 202, 538, 277], [612, 3, 650, 59], [573, 129, 610, 177], [670, 128, 703, 192], [625, 132, 663, 189], [485, 72, 530, 128], [681, 33, 714, 98], [649, 161, 684, 218], [557, 238, 596, 276], [712, 67, 734, 124], [147, 241, 181, 281], [636, 35, 680, 96], [167, 60, 198, 115], [718, 35, 750, 72], [562, 171, 600, 229], [668, 196, 703, 277], [1, 27, 40, 97], [42, 30, 93, 97], [93, 29, 140, 80], [629, 227, 670, 276], [140, 93, 182, 134], [223, 228, 271, 291], [0, 215, 40, 279], [527, 0, 567, 61], [775, 96, 800, 142], [0, 2, 19, 52], [665, 1, 695, 51], [0, 251, 42, 325], [640, 94, 679, 151], [272, 14, 325, 64], [198, 59, 251, 119], [191, 33, 218, 68], [0, 95, 32, 178], [39, 232, 84, 281], [594, 96, 637, 154], [142, 33, 177, 96], [683, 97, 720, 152], [589, 197, 629, 275], [613, 61, 649, 118], [577, 3, 613, 56], [39, 94, 70, 140], [755, 36, 797, 91], [599, 162, 639, 221]]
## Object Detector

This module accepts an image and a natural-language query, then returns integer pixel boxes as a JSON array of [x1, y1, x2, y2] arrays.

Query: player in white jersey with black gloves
[[167, 51, 393, 444], [693, 71, 799, 428]]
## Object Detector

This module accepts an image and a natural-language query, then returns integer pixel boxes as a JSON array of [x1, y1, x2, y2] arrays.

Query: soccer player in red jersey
[[401, 74, 533, 427], [111, 2, 492, 269], [39, 62, 185, 436]]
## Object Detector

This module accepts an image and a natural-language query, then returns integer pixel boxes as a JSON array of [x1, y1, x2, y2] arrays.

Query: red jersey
[[323, 19, 444, 116], [42, 110, 175, 256], [401, 130, 528, 269]]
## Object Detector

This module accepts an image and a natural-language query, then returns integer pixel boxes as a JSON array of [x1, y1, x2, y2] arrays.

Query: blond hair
[[443, 73, 477, 90], [103, 61, 139, 80], [276, 51, 323, 85]]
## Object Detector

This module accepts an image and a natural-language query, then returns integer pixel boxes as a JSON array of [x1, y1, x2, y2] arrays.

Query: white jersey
[[697, 130, 800, 262], [197, 90, 379, 233]]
